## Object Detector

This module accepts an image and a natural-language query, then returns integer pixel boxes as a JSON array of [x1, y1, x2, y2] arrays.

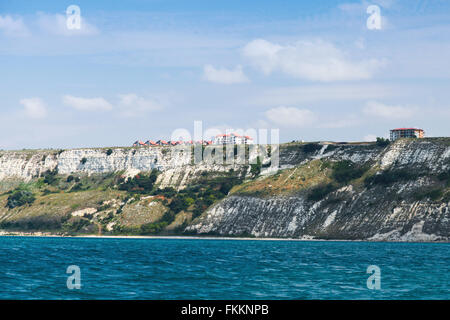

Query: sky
[[1, 0, 449, 149]]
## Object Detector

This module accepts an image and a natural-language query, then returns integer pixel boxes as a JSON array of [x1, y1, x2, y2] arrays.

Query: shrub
[[323, 196, 345, 206], [80, 157, 87, 165], [364, 169, 415, 186], [101, 211, 115, 224], [413, 188, 443, 201], [155, 187, 177, 198], [106, 148, 113, 156], [184, 197, 195, 207], [307, 183, 337, 201], [192, 206, 204, 218], [62, 217, 91, 233], [118, 171, 158, 193], [325, 144, 339, 152], [169, 196, 190, 213], [140, 221, 168, 234], [69, 182, 84, 192], [204, 194, 216, 206], [140, 208, 178, 234], [97, 203, 112, 211], [438, 170, 450, 186], [161, 210, 176, 224], [302, 143, 322, 153], [1, 214, 69, 231], [43, 169, 59, 185], [66, 175, 80, 183], [42, 188, 53, 196], [376, 137, 390, 147], [250, 157, 262, 177], [219, 181, 234, 195], [332, 161, 369, 183], [6, 189, 36, 209]]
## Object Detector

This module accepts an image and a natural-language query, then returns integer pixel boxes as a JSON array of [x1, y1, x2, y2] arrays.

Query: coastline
[[0, 230, 321, 241], [1, 231, 448, 243]]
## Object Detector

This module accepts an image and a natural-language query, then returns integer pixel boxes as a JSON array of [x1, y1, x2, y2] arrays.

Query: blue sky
[[1, 0, 449, 149]]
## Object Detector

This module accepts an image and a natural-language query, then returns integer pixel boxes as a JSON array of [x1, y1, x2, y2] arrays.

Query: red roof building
[[390, 128, 424, 141]]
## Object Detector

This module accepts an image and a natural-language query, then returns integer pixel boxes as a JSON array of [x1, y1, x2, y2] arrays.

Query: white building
[[213, 133, 253, 145]]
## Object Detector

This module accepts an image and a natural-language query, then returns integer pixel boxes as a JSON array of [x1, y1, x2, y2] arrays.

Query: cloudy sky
[[1, 0, 449, 149]]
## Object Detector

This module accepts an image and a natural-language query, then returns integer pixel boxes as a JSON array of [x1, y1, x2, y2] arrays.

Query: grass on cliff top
[[231, 159, 333, 197], [119, 198, 167, 227], [0, 189, 125, 222], [422, 137, 450, 146], [231, 158, 375, 198]]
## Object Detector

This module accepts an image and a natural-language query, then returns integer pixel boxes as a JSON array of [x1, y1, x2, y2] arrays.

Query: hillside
[[0, 138, 449, 241]]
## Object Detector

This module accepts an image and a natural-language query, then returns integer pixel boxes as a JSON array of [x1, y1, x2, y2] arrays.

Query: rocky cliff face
[[1, 138, 449, 241], [187, 138, 450, 241], [0, 147, 249, 190]]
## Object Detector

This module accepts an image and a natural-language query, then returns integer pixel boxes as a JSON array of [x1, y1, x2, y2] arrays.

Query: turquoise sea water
[[0, 236, 448, 299]]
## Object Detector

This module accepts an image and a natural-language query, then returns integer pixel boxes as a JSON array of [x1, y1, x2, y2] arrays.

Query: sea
[[0, 236, 448, 299]]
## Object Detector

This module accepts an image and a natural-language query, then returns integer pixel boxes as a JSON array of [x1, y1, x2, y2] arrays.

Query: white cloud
[[20, 98, 47, 119], [62, 94, 164, 115], [203, 65, 249, 84], [0, 15, 29, 37], [63, 95, 112, 111], [37, 13, 99, 36], [248, 84, 393, 107], [264, 106, 316, 127], [242, 39, 384, 82], [117, 93, 163, 117], [363, 101, 415, 119]]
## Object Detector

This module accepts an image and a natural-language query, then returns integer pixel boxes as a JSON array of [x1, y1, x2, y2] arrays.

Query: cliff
[[0, 138, 449, 241], [0, 146, 246, 190], [187, 138, 450, 241]]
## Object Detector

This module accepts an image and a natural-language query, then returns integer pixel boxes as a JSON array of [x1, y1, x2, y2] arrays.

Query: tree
[[118, 171, 158, 193], [250, 156, 262, 177], [376, 137, 390, 147], [6, 189, 36, 209], [43, 169, 59, 185], [332, 160, 369, 183]]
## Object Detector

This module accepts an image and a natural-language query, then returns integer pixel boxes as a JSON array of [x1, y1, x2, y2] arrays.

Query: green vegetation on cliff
[[0, 167, 245, 236], [0, 138, 449, 239], [6, 188, 36, 209]]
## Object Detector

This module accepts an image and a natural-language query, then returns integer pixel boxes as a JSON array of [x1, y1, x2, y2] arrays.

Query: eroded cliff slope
[[0, 138, 449, 241], [187, 138, 450, 241]]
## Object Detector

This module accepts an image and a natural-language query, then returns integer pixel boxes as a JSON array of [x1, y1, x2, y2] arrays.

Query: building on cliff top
[[133, 139, 213, 147], [212, 133, 254, 145], [133, 134, 253, 147], [390, 128, 424, 141]]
